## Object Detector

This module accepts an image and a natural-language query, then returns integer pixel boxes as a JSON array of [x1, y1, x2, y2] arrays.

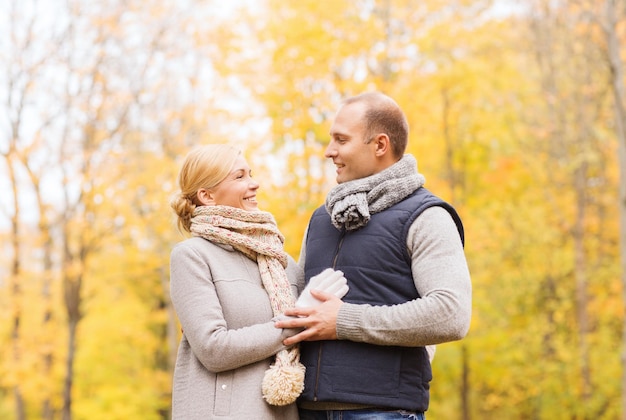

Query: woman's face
[[205, 155, 260, 211]]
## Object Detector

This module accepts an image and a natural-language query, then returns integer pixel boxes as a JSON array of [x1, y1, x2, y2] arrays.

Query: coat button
[[221, 384, 227, 390]]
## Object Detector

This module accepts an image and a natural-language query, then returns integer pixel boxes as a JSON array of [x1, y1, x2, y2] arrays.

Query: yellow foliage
[[0, 0, 624, 418]]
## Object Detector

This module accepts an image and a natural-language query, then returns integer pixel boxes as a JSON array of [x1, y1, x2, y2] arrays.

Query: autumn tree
[[592, 0, 626, 417], [1, 0, 624, 418]]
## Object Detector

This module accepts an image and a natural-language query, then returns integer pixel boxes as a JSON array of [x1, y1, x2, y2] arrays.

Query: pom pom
[[261, 362, 305, 406]]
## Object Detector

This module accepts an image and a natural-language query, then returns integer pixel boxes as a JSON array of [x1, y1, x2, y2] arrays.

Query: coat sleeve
[[335, 206, 472, 346], [170, 240, 301, 373]]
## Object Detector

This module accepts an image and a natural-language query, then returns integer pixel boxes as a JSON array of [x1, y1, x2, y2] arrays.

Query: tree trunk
[[160, 267, 177, 420], [6, 153, 26, 420], [62, 264, 83, 420], [40, 212, 55, 420], [461, 344, 470, 420], [601, 1, 626, 418], [574, 162, 591, 403], [440, 83, 470, 419], [62, 317, 78, 420]]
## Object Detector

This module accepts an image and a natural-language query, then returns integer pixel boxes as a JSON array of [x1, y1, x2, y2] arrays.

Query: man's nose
[[324, 143, 336, 158]]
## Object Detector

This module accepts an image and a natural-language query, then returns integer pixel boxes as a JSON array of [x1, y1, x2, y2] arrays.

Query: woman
[[169, 144, 305, 420]]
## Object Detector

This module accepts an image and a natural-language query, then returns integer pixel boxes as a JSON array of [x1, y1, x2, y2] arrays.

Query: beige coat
[[170, 237, 304, 420]]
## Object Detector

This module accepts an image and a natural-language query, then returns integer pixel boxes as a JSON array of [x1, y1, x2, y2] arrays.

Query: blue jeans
[[299, 408, 425, 420]]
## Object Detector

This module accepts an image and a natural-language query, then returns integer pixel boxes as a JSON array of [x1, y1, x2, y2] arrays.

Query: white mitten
[[426, 345, 436, 362], [295, 268, 349, 308]]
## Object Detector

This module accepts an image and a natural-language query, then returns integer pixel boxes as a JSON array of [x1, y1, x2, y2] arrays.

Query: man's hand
[[295, 268, 348, 308], [275, 289, 343, 346]]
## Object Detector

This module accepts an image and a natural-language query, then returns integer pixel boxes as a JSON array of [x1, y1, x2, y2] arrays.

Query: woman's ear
[[196, 188, 215, 206]]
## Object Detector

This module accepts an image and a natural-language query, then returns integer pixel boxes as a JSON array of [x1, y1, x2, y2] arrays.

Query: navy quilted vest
[[300, 187, 463, 411]]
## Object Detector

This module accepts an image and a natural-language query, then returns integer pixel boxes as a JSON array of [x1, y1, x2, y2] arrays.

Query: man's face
[[326, 102, 379, 184]]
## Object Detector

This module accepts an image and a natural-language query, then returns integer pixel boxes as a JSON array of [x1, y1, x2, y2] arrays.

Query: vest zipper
[[314, 229, 346, 401], [312, 342, 323, 401], [331, 230, 346, 269]]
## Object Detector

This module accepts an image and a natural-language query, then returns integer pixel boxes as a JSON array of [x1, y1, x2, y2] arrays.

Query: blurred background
[[1, 0, 624, 418]]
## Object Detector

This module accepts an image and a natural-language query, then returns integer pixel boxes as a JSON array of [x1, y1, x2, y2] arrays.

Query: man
[[275, 92, 472, 419]]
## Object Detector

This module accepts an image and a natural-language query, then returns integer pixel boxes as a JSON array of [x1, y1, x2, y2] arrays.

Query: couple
[[169, 92, 472, 420]]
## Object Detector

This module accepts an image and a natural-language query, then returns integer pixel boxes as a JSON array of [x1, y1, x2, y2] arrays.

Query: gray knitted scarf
[[325, 154, 425, 231]]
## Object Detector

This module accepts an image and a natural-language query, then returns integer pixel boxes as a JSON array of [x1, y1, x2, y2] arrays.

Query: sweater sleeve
[[297, 224, 308, 270], [170, 241, 300, 373], [336, 206, 472, 346]]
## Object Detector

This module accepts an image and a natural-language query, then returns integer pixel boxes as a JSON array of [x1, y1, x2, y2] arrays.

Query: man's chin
[[336, 174, 350, 184]]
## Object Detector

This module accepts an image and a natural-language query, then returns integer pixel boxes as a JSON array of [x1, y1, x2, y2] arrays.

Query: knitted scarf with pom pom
[[190, 205, 304, 406]]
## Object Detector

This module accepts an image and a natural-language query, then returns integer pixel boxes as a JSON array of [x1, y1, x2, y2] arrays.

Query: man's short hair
[[343, 92, 408, 159]]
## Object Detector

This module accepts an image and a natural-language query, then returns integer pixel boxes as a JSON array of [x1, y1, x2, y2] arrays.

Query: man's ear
[[373, 133, 391, 157], [196, 188, 215, 206]]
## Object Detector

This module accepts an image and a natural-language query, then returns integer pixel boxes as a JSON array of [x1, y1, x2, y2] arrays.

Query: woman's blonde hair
[[170, 144, 240, 233]]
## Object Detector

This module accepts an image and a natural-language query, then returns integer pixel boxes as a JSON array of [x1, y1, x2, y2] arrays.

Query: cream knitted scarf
[[325, 154, 426, 231], [190, 205, 304, 406]]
